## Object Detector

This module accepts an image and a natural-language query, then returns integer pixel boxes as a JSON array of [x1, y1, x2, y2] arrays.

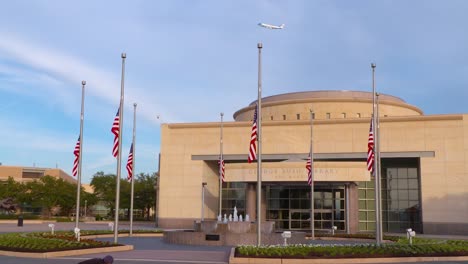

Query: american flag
[[219, 157, 225, 182], [126, 143, 133, 181], [72, 136, 80, 177], [367, 118, 375, 175], [248, 105, 258, 163], [306, 152, 312, 186], [111, 108, 120, 157]]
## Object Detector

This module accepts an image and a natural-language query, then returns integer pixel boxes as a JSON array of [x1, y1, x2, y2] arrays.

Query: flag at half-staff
[[218, 157, 225, 182], [72, 136, 80, 177], [111, 108, 120, 157], [367, 117, 375, 175], [248, 105, 258, 163], [306, 153, 312, 186], [126, 143, 134, 181]]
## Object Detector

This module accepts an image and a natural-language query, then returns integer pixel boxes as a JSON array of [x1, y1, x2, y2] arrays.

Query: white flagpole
[[256, 42, 263, 246], [310, 110, 315, 240], [130, 103, 137, 236], [74, 80, 85, 233], [114, 53, 126, 243], [371, 63, 383, 245], [218, 112, 224, 217], [376, 92, 383, 244]]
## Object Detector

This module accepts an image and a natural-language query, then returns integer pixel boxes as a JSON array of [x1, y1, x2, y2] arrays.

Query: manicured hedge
[[236, 237, 468, 258], [0, 229, 161, 252]]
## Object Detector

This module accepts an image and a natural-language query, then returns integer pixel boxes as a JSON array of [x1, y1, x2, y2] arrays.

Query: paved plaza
[[0, 222, 467, 263]]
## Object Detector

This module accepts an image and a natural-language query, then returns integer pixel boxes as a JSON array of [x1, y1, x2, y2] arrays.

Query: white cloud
[[0, 33, 179, 124]]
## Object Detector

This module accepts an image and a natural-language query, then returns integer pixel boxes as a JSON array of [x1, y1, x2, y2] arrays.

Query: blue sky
[[1, 1, 467, 183]]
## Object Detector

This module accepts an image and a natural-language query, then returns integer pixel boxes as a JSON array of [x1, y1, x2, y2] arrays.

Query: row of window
[[266, 112, 389, 121]]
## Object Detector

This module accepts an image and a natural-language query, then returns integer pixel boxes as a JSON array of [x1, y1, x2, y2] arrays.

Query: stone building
[[158, 90, 468, 235]]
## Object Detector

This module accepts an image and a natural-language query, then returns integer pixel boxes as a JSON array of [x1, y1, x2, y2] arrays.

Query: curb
[[228, 248, 468, 264], [0, 245, 133, 259], [82, 233, 163, 239]]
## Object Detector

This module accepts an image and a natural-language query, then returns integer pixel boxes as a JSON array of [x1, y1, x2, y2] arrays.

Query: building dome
[[233, 90, 422, 121]]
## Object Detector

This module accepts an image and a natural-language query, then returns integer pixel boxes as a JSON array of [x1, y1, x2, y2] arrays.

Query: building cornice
[[165, 114, 463, 129]]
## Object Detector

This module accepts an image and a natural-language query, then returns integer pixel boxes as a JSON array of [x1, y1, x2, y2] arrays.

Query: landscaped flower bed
[[0, 229, 163, 253], [235, 236, 468, 259], [0, 232, 118, 252]]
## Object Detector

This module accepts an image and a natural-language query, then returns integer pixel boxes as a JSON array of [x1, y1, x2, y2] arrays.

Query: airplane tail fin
[[280, 24, 285, 28]]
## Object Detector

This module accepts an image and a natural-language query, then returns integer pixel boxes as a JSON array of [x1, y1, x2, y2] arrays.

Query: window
[[312, 113, 315, 119], [296, 114, 300, 120], [357, 113, 361, 118], [283, 115, 286, 120], [270, 116, 274, 121], [326, 113, 331, 119], [22, 172, 43, 179], [342, 113, 346, 118], [358, 159, 422, 233], [222, 182, 247, 217]]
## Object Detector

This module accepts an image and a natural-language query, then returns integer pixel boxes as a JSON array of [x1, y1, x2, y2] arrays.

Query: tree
[[55, 179, 79, 216], [90, 172, 116, 217], [0, 177, 24, 202], [25, 176, 76, 218], [134, 172, 157, 220]]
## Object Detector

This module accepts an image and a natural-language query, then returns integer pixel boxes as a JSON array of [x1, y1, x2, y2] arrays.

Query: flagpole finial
[[82, 80, 86, 85], [371, 63, 376, 68], [220, 112, 224, 117], [134, 103, 137, 107], [122, 52, 127, 58], [258, 43, 262, 49]]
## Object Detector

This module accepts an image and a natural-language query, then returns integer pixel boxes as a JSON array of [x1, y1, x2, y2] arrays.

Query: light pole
[[84, 200, 87, 218], [201, 182, 207, 221]]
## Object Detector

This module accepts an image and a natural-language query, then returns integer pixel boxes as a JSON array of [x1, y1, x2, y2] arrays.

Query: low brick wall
[[163, 230, 308, 246]]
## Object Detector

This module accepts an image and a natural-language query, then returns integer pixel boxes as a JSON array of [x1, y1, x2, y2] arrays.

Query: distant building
[[0, 165, 77, 215], [158, 90, 468, 235], [0, 165, 76, 183]]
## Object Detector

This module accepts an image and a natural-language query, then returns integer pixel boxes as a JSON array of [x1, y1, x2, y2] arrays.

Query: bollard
[[17, 215, 24, 227]]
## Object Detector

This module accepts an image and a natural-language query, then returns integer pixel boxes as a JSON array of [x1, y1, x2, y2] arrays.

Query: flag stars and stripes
[[367, 118, 375, 175], [219, 157, 225, 183], [248, 105, 258, 163], [306, 153, 312, 186], [72, 136, 80, 177], [111, 108, 120, 157], [126, 143, 134, 181]]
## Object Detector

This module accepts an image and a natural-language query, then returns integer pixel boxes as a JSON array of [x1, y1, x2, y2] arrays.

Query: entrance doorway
[[266, 185, 346, 231]]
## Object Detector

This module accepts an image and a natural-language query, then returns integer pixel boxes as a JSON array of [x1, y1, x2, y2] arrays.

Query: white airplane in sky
[[258, 23, 285, 29]]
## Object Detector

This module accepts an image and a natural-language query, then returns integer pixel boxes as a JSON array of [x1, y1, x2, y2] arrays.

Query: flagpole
[[371, 63, 382, 245], [309, 110, 315, 240], [376, 92, 383, 244], [114, 53, 126, 243], [256, 42, 263, 246], [218, 112, 224, 217], [74, 80, 85, 233], [130, 103, 137, 236]]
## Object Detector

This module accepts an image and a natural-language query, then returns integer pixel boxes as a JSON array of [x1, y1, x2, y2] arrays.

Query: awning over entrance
[[192, 151, 435, 162]]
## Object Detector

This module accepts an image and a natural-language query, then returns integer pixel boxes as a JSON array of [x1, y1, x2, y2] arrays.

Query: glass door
[[289, 210, 311, 230]]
